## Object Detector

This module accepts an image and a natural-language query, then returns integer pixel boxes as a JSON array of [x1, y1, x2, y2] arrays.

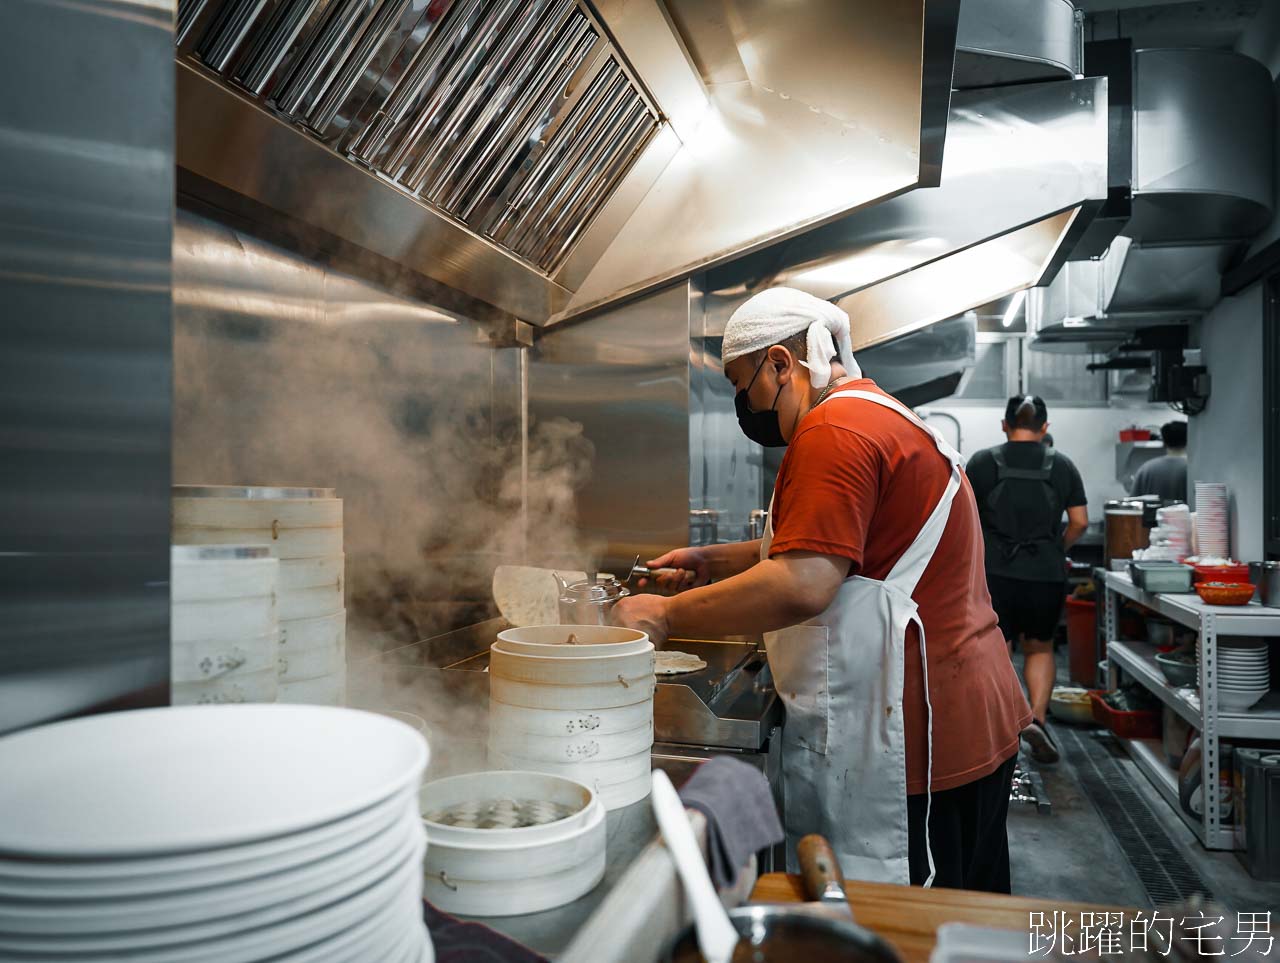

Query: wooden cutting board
[[751, 874, 1128, 963]]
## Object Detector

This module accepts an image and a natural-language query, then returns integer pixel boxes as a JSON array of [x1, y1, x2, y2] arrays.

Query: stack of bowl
[[173, 485, 346, 706], [0, 705, 432, 961], [171, 545, 279, 705], [1201, 639, 1271, 711], [487, 625, 655, 810]]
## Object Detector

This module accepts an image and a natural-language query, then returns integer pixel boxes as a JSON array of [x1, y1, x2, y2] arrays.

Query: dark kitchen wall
[[171, 210, 537, 656], [1, 0, 174, 734]]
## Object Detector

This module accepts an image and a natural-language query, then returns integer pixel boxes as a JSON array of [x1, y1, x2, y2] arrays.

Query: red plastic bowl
[[1195, 581, 1255, 606], [1192, 563, 1251, 585]]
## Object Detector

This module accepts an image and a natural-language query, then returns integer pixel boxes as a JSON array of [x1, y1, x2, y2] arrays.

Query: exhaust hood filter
[[180, 0, 657, 274]]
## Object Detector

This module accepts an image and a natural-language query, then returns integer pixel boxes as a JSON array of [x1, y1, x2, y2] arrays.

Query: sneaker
[[1022, 720, 1060, 764]]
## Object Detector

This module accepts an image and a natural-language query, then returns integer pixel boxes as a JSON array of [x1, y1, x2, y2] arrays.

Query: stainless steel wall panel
[[1, 0, 174, 733], [173, 210, 526, 650], [528, 284, 691, 574]]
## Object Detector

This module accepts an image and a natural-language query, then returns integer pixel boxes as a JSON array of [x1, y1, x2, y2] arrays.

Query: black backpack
[[986, 446, 1061, 562]]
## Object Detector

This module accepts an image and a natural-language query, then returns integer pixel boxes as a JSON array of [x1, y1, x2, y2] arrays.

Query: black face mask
[[735, 355, 787, 448]]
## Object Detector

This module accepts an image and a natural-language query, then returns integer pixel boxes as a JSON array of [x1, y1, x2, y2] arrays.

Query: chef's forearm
[[666, 558, 824, 637], [702, 539, 763, 580]]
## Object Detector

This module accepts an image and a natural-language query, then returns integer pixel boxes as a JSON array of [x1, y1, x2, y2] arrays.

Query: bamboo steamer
[[278, 639, 344, 684], [489, 646, 655, 686], [172, 666, 278, 705], [487, 626, 655, 810], [172, 631, 278, 684], [488, 696, 653, 737], [418, 771, 606, 917], [485, 747, 652, 810], [279, 610, 345, 653], [488, 674, 656, 711], [170, 546, 279, 706], [172, 486, 342, 558], [277, 583, 344, 621], [278, 555, 345, 591], [277, 669, 345, 707], [488, 720, 653, 764]]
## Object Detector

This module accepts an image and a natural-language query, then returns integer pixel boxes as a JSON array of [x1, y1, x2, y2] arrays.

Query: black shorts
[[986, 574, 1065, 643]]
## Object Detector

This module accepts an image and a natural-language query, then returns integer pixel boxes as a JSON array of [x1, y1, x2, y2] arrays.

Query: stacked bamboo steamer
[[171, 545, 279, 705], [172, 486, 346, 706], [487, 626, 655, 810]]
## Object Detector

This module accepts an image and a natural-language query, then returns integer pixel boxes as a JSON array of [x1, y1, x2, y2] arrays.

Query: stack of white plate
[[0, 705, 432, 962], [1199, 639, 1271, 711], [1194, 483, 1230, 558], [173, 485, 346, 706], [171, 545, 279, 705]]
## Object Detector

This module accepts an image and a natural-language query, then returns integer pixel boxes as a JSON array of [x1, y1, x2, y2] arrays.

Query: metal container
[[1104, 499, 1149, 565], [554, 573, 630, 626], [1249, 561, 1280, 607], [1129, 561, 1195, 594]]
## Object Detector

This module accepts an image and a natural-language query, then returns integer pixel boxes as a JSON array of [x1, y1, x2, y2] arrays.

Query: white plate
[[0, 836, 424, 962], [0, 812, 422, 940], [0, 705, 427, 857], [0, 785, 415, 897]]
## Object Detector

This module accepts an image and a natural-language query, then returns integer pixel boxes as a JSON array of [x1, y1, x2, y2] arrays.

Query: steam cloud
[[172, 211, 601, 776]]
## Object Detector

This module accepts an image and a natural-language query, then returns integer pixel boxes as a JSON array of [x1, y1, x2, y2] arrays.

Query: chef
[[612, 287, 1031, 892]]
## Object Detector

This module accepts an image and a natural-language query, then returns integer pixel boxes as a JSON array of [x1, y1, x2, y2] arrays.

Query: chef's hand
[[640, 547, 709, 593], [610, 594, 671, 647]]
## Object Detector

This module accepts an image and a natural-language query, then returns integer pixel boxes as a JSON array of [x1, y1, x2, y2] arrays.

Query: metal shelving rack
[[1104, 571, 1280, 850]]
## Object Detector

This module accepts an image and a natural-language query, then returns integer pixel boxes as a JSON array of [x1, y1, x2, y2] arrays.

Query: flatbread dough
[[492, 565, 586, 627], [654, 650, 707, 676]]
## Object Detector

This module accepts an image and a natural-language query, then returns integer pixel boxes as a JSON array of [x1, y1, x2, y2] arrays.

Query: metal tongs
[[623, 554, 689, 587]]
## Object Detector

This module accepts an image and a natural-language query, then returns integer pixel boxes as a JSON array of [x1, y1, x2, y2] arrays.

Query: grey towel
[[677, 755, 784, 889]]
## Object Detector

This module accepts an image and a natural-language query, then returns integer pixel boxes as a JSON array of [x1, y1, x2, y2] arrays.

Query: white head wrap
[[722, 287, 860, 388]]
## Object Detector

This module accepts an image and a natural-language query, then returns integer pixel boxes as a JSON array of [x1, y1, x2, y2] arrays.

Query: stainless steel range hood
[[1029, 47, 1275, 353], [702, 77, 1110, 351], [174, 0, 960, 324]]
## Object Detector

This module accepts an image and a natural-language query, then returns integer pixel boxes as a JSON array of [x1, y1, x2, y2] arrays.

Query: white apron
[[762, 388, 964, 886]]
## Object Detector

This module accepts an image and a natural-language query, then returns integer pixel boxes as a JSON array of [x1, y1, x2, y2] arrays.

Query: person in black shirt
[[1129, 420, 1188, 502], [966, 396, 1089, 763]]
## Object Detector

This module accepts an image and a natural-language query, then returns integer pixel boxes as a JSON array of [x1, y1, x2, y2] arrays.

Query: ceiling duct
[[953, 0, 1080, 89], [174, 0, 960, 324], [1030, 47, 1275, 353], [703, 78, 1109, 347]]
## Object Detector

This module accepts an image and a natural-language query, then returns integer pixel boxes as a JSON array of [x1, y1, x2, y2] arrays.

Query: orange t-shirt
[[768, 380, 1031, 794]]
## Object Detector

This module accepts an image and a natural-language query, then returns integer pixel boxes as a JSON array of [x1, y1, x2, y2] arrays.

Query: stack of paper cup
[[1154, 504, 1192, 561], [1194, 483, 1230, 558], [173, 486, 346, 706]]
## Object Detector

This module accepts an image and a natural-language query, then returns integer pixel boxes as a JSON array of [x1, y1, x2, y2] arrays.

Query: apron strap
[[821, 389, 964, 597]]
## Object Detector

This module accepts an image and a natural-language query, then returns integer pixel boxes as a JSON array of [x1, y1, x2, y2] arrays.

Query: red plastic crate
[[1089, 691, 1160, 739]]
